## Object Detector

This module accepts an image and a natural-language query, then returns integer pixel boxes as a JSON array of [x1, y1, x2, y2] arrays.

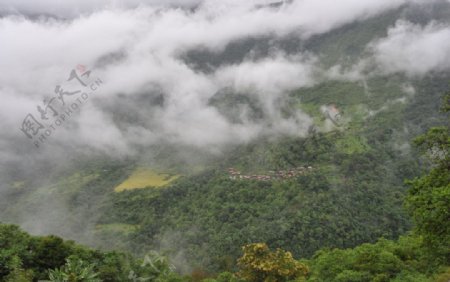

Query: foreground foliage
[[236, 243, 308, 282], [0, 224, 184, 281]]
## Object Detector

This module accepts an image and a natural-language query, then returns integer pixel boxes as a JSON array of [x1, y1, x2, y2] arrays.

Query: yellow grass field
[[114, 168, 179, 192]]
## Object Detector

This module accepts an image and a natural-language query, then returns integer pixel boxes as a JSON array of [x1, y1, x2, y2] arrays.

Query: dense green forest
[[0, 223, 186, 281], [93, 75, 447, 272], [1, 96, 448, 281]]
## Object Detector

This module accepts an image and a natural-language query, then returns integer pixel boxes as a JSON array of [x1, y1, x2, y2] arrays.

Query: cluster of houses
[[227, 166, 313, 181]]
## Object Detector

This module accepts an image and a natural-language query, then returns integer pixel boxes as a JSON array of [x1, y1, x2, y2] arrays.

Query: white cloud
[[0, 0, 440, 165], [370, 20, 450, 76]]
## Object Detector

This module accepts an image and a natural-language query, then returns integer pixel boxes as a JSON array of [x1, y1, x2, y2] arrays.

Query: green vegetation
[[2, 80, 447, 281], [306, 235, 429, 282], [0, 223, 186, 281], [236, 243, 308, 282], [405, 102, 450, 265], [304, 95, 450, 282], [100, 127, 416, 272], [49, 257, 101, 282], [97, 74, 443, 271], [335, 135, 369, 154]]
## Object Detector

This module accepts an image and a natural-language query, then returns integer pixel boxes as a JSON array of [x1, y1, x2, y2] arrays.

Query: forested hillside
[[1, 103, 449, 280], [0, 0, 450, 281]]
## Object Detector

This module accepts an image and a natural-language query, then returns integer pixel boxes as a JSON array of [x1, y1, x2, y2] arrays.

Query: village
[[227, 166, 313, 181]]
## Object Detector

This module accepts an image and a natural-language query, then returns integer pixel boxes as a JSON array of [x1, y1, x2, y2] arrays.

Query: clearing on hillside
[[114, 168, 179, 192]]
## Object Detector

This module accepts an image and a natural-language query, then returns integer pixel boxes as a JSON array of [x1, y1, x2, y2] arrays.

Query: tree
[[405, 95, 450, 263], [236, 243, 308, 282], [306, 236, 428, 282], [48, 256, 101, 282], [4, 256, 33, 282], [0, 224, 35, 278]]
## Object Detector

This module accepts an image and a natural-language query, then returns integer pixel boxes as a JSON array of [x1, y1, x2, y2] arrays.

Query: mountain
[[0, 0, 449, 281]]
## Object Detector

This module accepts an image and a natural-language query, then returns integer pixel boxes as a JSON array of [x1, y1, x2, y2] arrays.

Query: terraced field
[[114, 167, 179, 192]]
